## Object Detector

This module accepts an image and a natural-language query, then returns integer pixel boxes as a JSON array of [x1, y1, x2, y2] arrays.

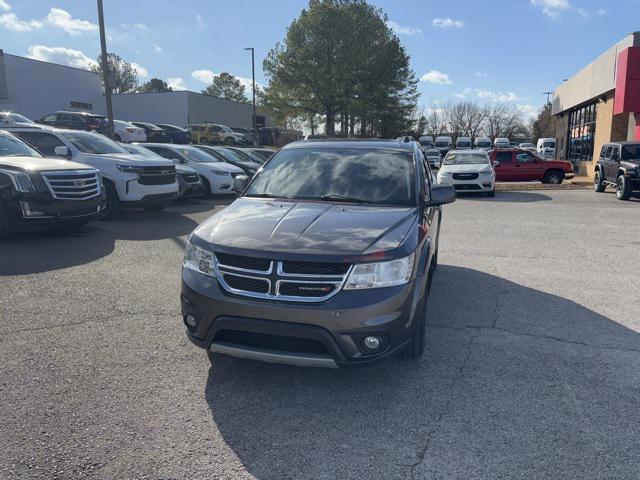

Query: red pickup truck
[[489, 149, 575, 184]]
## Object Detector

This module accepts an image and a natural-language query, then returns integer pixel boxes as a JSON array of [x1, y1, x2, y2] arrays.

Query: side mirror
[[492, 160, 500, 167], [425, 185, 456, 207], [233, 175, 250, 193], [54, 146, 70, 157]]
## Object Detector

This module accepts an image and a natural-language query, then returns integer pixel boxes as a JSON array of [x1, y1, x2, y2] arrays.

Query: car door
[[606, 146, 620, 181], [56, 113, 75, 130], [514, 151, 540, 181], [493, 151, 515, 181]]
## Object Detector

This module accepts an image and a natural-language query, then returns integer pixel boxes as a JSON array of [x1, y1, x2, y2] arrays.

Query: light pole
[[244, 47, 257, 146], [97, 0, 114, 138]]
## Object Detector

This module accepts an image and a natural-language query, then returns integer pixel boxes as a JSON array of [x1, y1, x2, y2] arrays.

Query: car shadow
[[457, 191, 553, 202], [203, 265, 640, 479]]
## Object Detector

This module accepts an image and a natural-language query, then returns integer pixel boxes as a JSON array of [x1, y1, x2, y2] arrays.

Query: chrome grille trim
[[214, 254, 352, 303], [40, 169, 101, 201]]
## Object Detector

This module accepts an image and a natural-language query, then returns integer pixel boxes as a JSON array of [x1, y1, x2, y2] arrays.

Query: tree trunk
[[325, 109, 335, 136]]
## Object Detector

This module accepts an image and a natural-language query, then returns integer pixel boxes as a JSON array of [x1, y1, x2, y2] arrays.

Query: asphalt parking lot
[[1, 189, 639, 479]]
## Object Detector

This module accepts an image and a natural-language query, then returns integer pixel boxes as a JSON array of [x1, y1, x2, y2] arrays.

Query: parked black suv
[[0, 131, 103, 237], [181, 140, 456, 368], [37, 111, 108, 134], [594, 142, 640, 200]]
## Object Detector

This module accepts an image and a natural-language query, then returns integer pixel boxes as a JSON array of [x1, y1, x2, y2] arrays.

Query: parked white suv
[[10, 127, 178, 217], [142, 143, 244, 195], [437, 149, 495, 197]]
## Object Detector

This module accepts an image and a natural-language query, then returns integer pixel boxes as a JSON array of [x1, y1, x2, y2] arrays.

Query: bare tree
[[424, 103, 450, 137]]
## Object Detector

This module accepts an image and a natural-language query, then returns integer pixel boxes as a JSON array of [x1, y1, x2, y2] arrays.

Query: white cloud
[[386, 20, 423, 36], [0, 0, 10, 12], [167, 77, 187, 91], [121, 22, 148, 31], [195, 14, 205, 30], [517, 104, 540, 120], [152, 44, 162, 53], [473, 72, 488, 78], [596, 7, 606, 15], [191, 69, 261, 91], [432, 17, 464, 28], [0, 12, 43, 32], [453, 87, 524, 103], [530, 0, 570, 19], [45, 8, 97, 35], [131, 62, 148, 79], [420, 70, 452, 85], [27, 45, 97, 69]]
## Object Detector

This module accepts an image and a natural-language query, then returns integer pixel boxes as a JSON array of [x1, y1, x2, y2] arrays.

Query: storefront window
[[567, 102, 597, 164]]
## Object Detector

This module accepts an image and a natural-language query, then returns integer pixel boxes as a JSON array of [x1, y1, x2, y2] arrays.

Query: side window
[[610, 146, 620, 161], [496, 151, 513, 163], [71, 116, 85, 124], [13, 131, 39, 148], [516, 152, 536, 163], [35, 133, 66, 156], [42, 114, 57, 122], [600, 146, 607, 158], [58, 114, 73, 122]]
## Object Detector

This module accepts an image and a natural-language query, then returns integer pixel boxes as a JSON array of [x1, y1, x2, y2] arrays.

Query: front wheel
[[101, 181, 121, 220], [403, 296, 427, 359], [486, 188, 495, 197], [616, 175, 633, 200], [542, 170, 564, 184], [200, 177, 213, 197], [225, 137, 236, 145], [594, 171, 606, 192], [0, 203, 9, 239]]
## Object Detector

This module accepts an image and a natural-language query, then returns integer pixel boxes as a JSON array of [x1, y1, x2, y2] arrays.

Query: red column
[[636, 113, 640, 140]]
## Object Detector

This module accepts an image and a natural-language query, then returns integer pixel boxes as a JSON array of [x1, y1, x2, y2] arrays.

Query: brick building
[[552, 32, 640, 177]]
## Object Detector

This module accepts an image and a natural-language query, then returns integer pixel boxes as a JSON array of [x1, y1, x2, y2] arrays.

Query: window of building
[[567, 102, 597, 164]]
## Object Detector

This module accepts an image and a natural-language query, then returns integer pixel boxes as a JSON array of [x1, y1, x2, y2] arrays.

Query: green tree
[[138, 77, 172, 93], [90, 53, 139, 94], [262, 0, 418, 136], [202, 73, 248, 102], [532, 104, 556, 140]]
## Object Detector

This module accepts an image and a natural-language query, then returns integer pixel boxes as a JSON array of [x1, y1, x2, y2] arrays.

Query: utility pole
[[543, 91, 554, 107], [97, 0, 114, 139], [244, 47, 257, 146]]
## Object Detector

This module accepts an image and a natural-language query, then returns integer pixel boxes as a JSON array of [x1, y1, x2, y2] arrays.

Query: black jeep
[[594, 142, 640, 200]]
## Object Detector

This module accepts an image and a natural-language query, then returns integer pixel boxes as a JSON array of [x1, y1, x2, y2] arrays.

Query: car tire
[[101, 180, 121, 220], [486, 188, 496, 197], [201, 177, 213, 197], [594, 170, 606, 192], [199, 138, 209, 145], [616, 175, 633, 201], [542, 170, 564, 184], [225, 137, 235, 145], [403, 295, 427, 359], [114, 134, 122, 142], [0, 203, 8, 239]]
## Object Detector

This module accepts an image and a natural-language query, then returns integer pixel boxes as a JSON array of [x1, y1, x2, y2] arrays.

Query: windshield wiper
[[291, 194, 386, 204]]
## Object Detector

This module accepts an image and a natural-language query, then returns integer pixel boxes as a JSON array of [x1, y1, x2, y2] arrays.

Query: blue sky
[[1, 0, 639, 120]]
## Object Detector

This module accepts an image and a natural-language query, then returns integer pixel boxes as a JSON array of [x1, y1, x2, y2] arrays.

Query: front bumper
[[117, 177, 179, 202], [5, 194, 103, 232], [181, 268, 428, 367], [438, 175, 494, 192]]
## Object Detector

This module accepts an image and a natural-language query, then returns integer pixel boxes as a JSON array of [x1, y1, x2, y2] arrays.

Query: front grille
[[215, 253, 351, 302], [138, 166, 176, 186], [223, 274, 270, 294], [214, 330, 330, 355], [452, 172, 479, 180], [279, 282, 336, 298], [282, 260, 350, 276], [216, 253, 271, 271], [41, 170, 101, 200]]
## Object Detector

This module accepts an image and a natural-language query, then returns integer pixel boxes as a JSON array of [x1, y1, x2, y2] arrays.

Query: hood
[[85, 153, 175, 167], [440, 163, 490, 173], [0, 156, 94, 172], [202, 162, 244, 173], [175, 164, 197, 174], [193, 198, 418, 258]]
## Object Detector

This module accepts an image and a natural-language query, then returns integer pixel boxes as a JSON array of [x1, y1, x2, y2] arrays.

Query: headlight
[[183, 242, 215, 277], [437, 171, 452, 176], [117, 164, 143, 173], [344, 253, 415, 290], [13, 171, 36, 193], [479, 168, 493, 175], [211, 170, 230, 176]]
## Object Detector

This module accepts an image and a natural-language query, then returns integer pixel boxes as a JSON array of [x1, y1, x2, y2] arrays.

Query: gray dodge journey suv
[[181, 139, 456, 368]]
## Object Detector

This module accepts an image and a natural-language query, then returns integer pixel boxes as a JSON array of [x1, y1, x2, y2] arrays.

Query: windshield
[[476, 141, 491, 147], [211, 147, 257, 165], [113, 120, 134, 127], [181, 147, 222, 163], [622, 144, 640, 161], [425, 149, 440, 156], [62, 132, 128, 154], [443, 152, 489, 165], [229, 149, 263, 164], [121, 144, 162, 159], [245, 148, 416, 206], [457, 141, 471, 148], [2, 113, 34, 124], [543, 141, 555, 148], [219, 125, 233, 133], [434, 141, 449, 148], [0, 133, 41, 157]]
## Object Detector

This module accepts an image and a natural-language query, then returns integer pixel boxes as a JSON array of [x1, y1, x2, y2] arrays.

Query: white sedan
[[141, 143, 244, 195], [436, 149, 496, 197], [113, 120, 146, 143]]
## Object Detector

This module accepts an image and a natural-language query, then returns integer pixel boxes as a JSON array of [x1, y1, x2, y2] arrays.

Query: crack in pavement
[[409, 328, 481, 479], [5, 310, 180, 335], [424, 323, 640, 355]]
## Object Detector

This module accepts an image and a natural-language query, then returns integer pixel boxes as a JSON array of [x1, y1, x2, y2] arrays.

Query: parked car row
[[0, 120, 276, 237]]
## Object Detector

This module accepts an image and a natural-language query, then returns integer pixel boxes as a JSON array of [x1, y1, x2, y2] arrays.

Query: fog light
[[185, 314, 197, 327], [19, 201, 45, 217], [363, 336, 381, 351]]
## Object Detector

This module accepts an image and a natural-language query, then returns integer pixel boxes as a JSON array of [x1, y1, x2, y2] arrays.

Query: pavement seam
[[409, 328, 481, 479]]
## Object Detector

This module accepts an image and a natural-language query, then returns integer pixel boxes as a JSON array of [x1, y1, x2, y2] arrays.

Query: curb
[[495, 183, 592, 191]]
